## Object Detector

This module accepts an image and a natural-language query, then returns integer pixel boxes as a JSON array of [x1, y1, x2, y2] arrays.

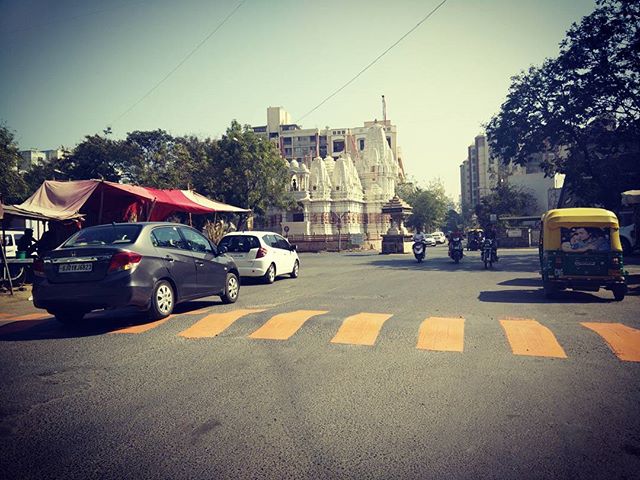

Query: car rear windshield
[[218, 235, 260, 253], [62, 225, 142, 248]]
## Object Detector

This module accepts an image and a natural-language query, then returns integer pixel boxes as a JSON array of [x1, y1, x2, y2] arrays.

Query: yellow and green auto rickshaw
[[539, 208, 627, 300]]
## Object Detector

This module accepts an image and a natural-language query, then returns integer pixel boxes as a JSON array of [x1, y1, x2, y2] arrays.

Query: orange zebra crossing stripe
[[581, 323, 640, 362], [500, 318, 567, 358], [111, 315, 175, 334], [331, 312, 392, 346], [417, 317, 465, 352], [249, 310, 328, 340], [179, 309, 265, 339]]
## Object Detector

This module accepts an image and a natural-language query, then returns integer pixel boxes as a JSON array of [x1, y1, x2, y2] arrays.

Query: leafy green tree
[[474, 183, 538, 228], [403, 180, 449, 232], [486, 0, 640, 210], [0, 123, 28, 203], [124, 129, 195, 189], [213, 120, 293, 215], [61, 134, 130, 182], [443, 208, 463, 232]]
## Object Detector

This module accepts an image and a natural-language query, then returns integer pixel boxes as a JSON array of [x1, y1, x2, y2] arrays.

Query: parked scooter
[[481, 238, 498, 269], [449, 236, 464, 263], [413, 241, 427, 263]]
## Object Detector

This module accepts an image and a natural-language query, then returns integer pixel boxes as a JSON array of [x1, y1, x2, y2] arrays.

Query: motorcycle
[[481, 238, 498, 269], [412, 241, 427, 263], [449, 237, 464, 263]]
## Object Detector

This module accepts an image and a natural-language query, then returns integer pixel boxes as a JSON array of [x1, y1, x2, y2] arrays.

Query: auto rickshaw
[[539, 208, 627, 300], [466, 228, 483, 251]]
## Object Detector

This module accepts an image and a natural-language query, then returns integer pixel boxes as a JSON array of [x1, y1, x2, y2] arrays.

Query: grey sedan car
[[32, 222, 240, 325]]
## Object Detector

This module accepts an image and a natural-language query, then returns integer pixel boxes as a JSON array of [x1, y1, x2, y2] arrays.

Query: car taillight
[[610, 256, 620, 267], [33, 259, 45, 277], [255, 247, 268, 259], [108, 251, 142, 273]]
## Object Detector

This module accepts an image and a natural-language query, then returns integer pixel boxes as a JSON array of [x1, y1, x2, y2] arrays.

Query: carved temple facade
[[265, 123, 402, 248]]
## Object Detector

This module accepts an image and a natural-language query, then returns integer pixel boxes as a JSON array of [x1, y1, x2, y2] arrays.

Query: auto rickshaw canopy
[[541, 208, 622, 251]]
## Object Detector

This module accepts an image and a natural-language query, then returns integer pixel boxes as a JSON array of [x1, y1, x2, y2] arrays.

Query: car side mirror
[[289, 244, 297, 252], [218, 245, 227, 255]]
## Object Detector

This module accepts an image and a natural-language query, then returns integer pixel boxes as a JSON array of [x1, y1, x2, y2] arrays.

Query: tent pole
[[98, 181, 105, 224], [146, 198, 157, 221], [1, 220, 13, 295]]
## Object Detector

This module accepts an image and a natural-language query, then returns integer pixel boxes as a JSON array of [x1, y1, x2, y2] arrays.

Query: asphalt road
[[1, 247, 639, 479]]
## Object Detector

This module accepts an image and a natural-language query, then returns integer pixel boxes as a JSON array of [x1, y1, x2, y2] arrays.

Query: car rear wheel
[[612, 285, 626, 302], [149, 280, 174, 320], [54, 310, 85, 325], [220, 272, 239, 304], [263, 263, 276, 284], [290, 260, 299, 278]]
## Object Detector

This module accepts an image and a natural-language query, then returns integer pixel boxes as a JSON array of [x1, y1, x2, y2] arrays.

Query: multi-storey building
[[459, 135, 565, 216], [252, 107, 405, 180], [18, 148, 64, 172]]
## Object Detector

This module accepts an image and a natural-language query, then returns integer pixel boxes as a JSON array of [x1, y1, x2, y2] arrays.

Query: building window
[[333, 140, 345, 152], [292, 213, 304, 222], [319, 146, 327, 157], [269, 132, 279, 139], [386, 137, 391, 147], [359, 139, 365, 150], [283, 137, 292, 145]]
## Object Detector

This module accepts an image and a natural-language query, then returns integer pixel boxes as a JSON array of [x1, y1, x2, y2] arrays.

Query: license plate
[[575, 261, 596, 266], [230, 254, 245, 258], [59, 263, 92, 273]]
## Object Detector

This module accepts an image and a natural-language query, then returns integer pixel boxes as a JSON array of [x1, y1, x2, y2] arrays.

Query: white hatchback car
[[218, 231, 300, 283]]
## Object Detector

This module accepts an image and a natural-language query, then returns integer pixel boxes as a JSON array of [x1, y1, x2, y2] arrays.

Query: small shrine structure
[[381, 195, 413, 254]]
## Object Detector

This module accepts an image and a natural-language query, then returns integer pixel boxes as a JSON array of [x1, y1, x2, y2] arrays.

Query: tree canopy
[[0, 124, 28, 204], [397, 180, 450, 232], [2, 120, 293, 216], [474, 183, 538, 228], [486, 0, 640, 210]]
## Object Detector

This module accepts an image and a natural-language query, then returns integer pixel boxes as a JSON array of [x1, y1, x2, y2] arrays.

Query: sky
[[0, 0, 599, 201]]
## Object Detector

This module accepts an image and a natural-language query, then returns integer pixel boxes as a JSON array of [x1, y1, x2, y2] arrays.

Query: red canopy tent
[[13, 180, 250, 226]]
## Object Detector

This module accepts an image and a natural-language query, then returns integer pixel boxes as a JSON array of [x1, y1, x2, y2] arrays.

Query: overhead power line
[[296, 0, 448, 123], [108, 0, 246, 128]]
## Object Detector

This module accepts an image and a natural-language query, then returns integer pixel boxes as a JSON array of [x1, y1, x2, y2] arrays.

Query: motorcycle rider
[[413, 228, 427, 245], [485, 224, 499, 260], [448, 227, 464, 257]]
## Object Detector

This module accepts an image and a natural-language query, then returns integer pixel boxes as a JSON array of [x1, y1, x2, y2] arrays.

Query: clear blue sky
[[0, 0, 598, 201]]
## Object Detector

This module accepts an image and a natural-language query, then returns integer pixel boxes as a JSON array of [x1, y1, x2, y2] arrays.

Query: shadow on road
[[478, 288, 612, 304], [498, 277, 542, 287], [369, 252, 540, 273], [0, 299, 225, 342]]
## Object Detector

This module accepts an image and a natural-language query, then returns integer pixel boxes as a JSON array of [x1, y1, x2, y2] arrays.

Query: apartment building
[[18, 148, 64, 172], [252, 107, 405, 179]]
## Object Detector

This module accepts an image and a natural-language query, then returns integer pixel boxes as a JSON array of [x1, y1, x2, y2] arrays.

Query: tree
[[212, 120, 293, 215], [124, 130, 195, 189], [61, 134, 130, 182], [474, 183, 538, 228], [443, 209, 463, 232], [0, 123, 28, 203], [486, 0, 640, 211], [402, 180, 449, 232]]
